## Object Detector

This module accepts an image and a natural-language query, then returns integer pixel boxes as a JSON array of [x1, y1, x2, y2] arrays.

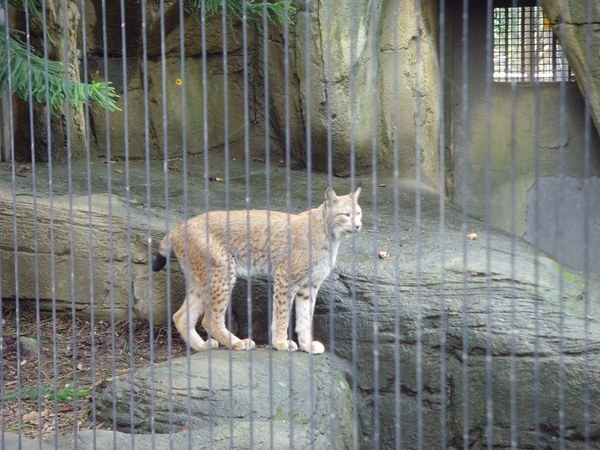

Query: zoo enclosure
[[1, 0, 599, 448]]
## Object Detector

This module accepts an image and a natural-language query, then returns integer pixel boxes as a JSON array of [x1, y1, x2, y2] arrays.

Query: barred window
[[493, 6, 575, 82]]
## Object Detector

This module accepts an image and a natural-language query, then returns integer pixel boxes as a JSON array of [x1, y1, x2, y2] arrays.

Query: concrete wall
[[446, 0, 600, 276]]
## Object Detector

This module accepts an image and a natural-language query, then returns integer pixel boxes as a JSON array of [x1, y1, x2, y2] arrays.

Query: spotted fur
[[152, 187, 362, 354]]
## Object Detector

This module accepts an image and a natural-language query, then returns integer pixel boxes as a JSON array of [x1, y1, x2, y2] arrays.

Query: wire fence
[[1, 0, 599, 448]]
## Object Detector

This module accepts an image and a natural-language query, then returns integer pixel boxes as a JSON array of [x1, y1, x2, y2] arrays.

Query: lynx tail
[[152, 236, 169, 272], [152, 253, 167, 272]]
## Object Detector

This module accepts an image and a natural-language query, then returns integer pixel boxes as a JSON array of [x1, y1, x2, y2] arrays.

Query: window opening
[[493, 6, 575, 82]]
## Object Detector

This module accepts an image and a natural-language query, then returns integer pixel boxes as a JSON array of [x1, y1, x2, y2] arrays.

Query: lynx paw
[[274, 340, 299, 352], [232, 338, 256, 350], [306, 341, 325, 354], [192, 338, 219, 352]]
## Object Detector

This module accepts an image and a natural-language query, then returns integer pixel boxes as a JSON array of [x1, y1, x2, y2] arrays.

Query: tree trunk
[[33, 0, 86, 162]]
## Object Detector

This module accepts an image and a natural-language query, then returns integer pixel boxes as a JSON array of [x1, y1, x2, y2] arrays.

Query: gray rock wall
[[0, 192, 183, 324], [2, 161, 599, 447], [78, 0, 441, 178], [84, 0, 254, 161], [266, 0, 440, 181]]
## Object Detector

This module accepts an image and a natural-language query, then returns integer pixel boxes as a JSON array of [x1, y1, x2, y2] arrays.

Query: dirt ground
[[1, 302, 188, 441]]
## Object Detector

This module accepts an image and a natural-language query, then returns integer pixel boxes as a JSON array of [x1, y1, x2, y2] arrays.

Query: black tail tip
[[152, 253, 167, 272]]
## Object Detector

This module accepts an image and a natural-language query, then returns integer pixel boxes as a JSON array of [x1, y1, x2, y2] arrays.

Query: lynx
[[152, 186, 362, 354]]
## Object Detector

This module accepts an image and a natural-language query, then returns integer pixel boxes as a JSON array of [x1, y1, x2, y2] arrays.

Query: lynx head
[[324, 186, 362, 240]]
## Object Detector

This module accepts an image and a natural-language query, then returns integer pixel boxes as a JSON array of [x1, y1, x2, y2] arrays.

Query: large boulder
[[0, 167, 184, 324], [312, 205, 600, 448], [2, 158, 598, 447], [59, 351, 353, 449]]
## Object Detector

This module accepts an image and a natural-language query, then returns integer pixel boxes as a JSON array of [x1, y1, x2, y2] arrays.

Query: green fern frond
[[0, 26, 121, 114], [185, 0, 295, 26], [7, 0, 43, 20]]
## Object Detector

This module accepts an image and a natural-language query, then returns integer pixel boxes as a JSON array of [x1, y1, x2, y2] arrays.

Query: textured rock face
[[231, 190, 600, 448], [0, 190, 184, 324], [3, 159, 599, 448], [90, 351, 354, 449], [542, 1, 600, 138], [80, 0, 440, 177], [315, 227, 600, 448], [85, 0, 252, 160], [266, 0, 440, 180]]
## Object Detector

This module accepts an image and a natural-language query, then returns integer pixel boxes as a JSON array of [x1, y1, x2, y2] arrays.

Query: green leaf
[[0, 25, 121, 114]]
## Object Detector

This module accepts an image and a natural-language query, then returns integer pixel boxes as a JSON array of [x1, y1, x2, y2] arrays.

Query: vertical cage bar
[[484, 0, 494, 448], [438, 0, 448, 446]]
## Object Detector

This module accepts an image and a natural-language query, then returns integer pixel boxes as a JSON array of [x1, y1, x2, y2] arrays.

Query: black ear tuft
[[152, 253, 167, 272]]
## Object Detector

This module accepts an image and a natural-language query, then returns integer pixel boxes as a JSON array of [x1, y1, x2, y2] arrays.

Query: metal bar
[[509, 2, 519, 446], [414, 2, 424, 448], [392, 0, 403, 447], [242, 0, 254, 446], [582, 1, 593, 445], [484, 1, 494, 448]]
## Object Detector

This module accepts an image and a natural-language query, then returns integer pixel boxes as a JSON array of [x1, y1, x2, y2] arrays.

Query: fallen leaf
[[58, 407, 74, 414], [22, 411, 40, 424], [378, 251, 392, 260], [379, 183, 386, 187], [467, 233, 478, 240], [115, 169, 124, 174]]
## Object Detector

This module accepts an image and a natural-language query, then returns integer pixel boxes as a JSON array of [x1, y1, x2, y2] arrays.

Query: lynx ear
[[325, 187, 339, 204], [351, 185, 361, 200]]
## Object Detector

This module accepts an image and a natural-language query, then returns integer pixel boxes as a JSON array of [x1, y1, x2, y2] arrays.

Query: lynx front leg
[[295, 285, 325, 354], [173, 278, 218, 352], [272, 267, 299, 351]]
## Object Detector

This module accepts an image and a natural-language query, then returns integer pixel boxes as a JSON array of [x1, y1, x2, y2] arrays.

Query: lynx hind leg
[[173, 275, 218, 352], [201, 264, 255, 351], [295, 285, 325, 354]]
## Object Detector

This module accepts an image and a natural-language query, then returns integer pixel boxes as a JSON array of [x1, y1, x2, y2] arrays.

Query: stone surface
[[2, 155, 599, 447], [0, 188, 185, 324], [542, 1, 600, 137], [2, 433, 55, 450], [266, 0, 440, 180], [18, 336, 39, 356], [83, 0, 256, 160], [525, 176, 600, 278], [61, 351, 353, 449]]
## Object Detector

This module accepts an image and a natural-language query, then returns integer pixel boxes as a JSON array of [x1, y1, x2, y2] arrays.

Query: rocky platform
[[1, 153, 598, 448]]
